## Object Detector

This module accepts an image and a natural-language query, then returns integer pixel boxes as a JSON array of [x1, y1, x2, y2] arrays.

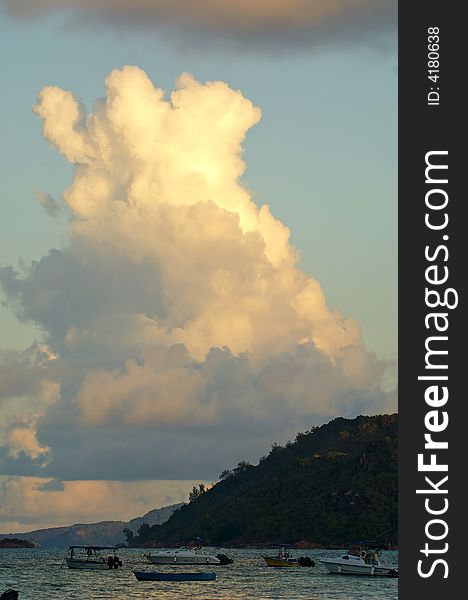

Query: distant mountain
[[0, 503, 184, 548], [127, 504, 183, 535], [133, 415, 397, 547]]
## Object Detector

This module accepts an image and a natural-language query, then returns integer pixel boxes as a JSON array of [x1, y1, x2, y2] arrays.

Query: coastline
[[0, 539, 35, 549], [127, 541, 398, 551]]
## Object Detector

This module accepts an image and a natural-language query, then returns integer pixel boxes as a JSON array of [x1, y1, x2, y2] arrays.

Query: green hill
[[136, 414, 397, 547]]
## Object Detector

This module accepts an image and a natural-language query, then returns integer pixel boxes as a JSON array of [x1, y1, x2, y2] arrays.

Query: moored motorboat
[[64, 546, 122, 570], [134, 570, 217, 582], [145, 546, 222, 565], [320, 545, 398, 577], [263, 548, 314, 568]]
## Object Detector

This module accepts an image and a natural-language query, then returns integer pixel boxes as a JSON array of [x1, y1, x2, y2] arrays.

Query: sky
[[0, 0, 397, 532]]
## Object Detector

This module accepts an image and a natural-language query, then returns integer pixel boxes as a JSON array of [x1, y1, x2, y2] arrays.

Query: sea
[[0, 548, 398, 599]]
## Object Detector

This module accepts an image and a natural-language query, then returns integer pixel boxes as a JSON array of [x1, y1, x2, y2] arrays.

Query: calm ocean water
[[0, 548, 398, 599]]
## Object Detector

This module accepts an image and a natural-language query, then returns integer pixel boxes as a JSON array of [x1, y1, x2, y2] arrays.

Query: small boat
[[1, 591, 19, 600], [263, 548, 314, 568], [145, 545, 221, 565], [133, 570, 217, 582], [320, 544, 398, 577], [64, 545, 123, 570]]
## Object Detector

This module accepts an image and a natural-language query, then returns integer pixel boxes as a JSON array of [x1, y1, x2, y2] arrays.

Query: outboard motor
[[216, 553, 233, 565]]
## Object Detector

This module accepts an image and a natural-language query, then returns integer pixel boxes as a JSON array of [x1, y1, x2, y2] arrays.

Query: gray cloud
[[0, 343, 393, 481], [2, 0, 397, 50], [36, 192, 61, 217], [0, 347, 44, 403], [36, 477, 64, 491]]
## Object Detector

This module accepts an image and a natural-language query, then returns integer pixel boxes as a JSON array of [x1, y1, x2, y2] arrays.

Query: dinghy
[[64, 545, 122, 570], [133, 570, 217, 581]]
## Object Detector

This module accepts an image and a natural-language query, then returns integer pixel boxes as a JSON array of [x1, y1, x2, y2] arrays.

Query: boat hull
[[65, 558, 109, 570], [134, 571, 217, 582], [320, 560, 398, 577], [263, 557, 301, 567], [146, 554, 220, 565]]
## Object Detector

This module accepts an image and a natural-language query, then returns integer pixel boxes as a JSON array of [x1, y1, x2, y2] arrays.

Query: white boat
[[145, 546, 221, 565], [320, 545, 398, 577], [64, 545, 123, 570]]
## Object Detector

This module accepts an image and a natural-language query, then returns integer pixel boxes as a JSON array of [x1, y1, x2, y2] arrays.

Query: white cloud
[[0, 66, 396, 489]]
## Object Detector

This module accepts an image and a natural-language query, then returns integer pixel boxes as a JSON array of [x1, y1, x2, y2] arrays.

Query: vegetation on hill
[[132, 414, 397, 547], [0, 538, 35, 548]]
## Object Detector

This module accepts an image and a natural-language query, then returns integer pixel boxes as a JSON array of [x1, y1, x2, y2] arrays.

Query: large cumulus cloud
[[2, 0, 397, 49], [0, 66, 396, 488]]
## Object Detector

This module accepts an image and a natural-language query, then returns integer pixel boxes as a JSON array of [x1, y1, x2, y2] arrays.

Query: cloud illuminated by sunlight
[[0, 66, 396, 489]]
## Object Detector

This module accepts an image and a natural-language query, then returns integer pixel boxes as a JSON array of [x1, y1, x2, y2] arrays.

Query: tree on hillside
[[136, 522, 151, 543], [189, 483, 206, 502], [123, 527, 134, 545], [233, 460, 252, 474]]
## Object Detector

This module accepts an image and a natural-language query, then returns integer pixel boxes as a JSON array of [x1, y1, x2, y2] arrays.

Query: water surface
[[0, 548, 398, 599]]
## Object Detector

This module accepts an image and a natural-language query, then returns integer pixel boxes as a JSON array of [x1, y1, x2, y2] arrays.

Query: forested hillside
[[134, 414, 398, 547]]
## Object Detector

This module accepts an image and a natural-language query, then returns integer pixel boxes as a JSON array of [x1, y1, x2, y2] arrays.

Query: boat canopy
[[348, 541, 388, 550], [68, 546, 118, 551]]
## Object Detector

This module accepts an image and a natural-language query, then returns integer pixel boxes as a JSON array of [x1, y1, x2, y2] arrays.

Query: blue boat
[[133, 570, 217, 582]]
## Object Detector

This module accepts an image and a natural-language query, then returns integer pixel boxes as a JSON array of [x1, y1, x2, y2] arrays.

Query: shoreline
[[127, 542, 398, 551]]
